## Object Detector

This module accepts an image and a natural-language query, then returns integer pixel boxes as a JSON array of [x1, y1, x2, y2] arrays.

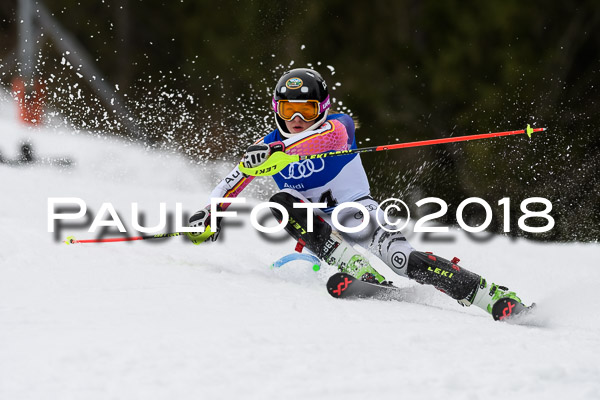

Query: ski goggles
[[272, 96, 331, 122]]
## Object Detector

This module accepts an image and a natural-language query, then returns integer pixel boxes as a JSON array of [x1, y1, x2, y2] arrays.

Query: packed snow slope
[[1, 93, 599, 400]]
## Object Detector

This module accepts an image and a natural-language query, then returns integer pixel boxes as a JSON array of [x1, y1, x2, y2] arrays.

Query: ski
[[327, 272, 537, 323], [326, 272, 401, 300], [491, 298, 537, 321]]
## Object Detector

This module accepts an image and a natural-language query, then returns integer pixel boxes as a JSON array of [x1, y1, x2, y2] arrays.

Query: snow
[[1, 91, 599, 400]]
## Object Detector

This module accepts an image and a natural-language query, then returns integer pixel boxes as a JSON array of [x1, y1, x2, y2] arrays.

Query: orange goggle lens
[[277, 100, 320, 122]]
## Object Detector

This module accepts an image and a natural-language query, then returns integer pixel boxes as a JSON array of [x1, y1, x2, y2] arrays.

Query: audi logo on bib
[[280, 158, 325, 179]]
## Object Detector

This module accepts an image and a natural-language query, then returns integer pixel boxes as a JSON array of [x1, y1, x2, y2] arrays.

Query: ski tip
[[326, 273, 355, 298], [64, 235, 76, 245], [501, 302, 543, 326], [492, 298, 538, 322]]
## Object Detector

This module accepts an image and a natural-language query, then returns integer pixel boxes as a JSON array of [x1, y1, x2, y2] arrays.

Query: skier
[[188, 68, 530, 321]]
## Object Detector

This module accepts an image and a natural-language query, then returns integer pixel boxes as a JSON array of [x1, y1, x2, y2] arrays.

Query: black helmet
[[272, 68, 330, 136]]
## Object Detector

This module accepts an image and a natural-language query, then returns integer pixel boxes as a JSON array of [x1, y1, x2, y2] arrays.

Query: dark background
[[1, 0, 598, 242]]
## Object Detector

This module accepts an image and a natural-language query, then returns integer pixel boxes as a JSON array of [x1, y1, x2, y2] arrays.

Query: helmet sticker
[[285, 77, 303, 90]]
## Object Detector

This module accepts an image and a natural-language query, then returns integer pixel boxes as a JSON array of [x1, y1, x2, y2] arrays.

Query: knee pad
[[406, 251, 480, 300], [269, 191, 332, 257]]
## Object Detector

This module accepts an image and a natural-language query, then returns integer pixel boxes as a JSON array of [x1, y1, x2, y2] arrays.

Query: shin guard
[[406, 252, 481, 300], [269, 191, 332, 257]]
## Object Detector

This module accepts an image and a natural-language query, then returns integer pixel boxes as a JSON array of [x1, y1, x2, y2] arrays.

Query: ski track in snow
[[1, 92, 599, 400]]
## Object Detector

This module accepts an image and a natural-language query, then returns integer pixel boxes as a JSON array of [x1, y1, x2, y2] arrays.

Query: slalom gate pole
[[238, 124, 547, 176]]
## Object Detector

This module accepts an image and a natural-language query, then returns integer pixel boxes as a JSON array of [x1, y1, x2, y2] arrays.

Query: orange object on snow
[[12, 77, 46, 125]]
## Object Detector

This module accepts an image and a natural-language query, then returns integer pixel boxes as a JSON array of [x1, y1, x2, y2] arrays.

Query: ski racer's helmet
[[272, 68, 330, 137]]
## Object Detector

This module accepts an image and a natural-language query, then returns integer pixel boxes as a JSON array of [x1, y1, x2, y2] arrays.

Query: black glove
[[188, 205, 222, 243], [242, 141, 285, 168]]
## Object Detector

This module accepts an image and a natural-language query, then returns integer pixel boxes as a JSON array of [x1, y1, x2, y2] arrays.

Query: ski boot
[[459, 278, 530, 321], [323, 231, 387, 284]]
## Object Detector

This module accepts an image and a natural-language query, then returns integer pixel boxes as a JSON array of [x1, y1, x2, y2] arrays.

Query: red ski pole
[[239, 124, 547, 176]]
